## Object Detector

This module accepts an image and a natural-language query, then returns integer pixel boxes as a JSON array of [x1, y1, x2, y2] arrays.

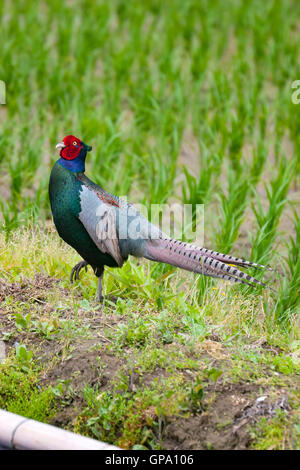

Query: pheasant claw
[[70, 260, 88, 284]]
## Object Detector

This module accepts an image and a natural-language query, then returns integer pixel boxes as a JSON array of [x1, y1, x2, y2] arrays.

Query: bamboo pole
[[0, 409, 120, 450]]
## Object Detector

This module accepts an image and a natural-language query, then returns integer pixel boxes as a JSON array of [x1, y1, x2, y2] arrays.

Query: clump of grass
[[274, 212, 300, 323], [250, 158, 294, 267], [215, 169, 250, 253], [0, 351, 56, 421], [182, 143, 222, 205], [250, 139, 268, 186], [74, 375, 187, 449], [0, 198, 20, 240], [250, 410, 297, 450]]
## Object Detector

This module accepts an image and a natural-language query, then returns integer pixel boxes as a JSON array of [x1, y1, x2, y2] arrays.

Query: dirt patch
[[41, 339, 122, 390], [40, 338, 124, 429], [0, 274, 67, 352], [0, 273, 61, 303], [0, 275, 126, 406], [162, 383, 289, 450]]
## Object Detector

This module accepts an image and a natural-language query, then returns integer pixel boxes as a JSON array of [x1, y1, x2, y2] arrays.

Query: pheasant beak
[[56, 142, 66, 150], [82, 142, 92, 152]]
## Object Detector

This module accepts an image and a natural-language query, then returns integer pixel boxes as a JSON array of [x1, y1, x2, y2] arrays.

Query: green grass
[[0, 350, 57, 421], [0, 0, 299, 450]]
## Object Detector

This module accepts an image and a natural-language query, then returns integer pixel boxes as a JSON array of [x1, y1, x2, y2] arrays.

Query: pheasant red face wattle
[[56, 135, 83, 160]]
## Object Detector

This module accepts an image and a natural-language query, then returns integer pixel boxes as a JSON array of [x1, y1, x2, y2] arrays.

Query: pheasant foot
[[70, 260, 88, 283]]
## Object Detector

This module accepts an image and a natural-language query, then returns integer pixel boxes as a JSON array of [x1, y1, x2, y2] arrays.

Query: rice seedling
[[274, 212, 300, 323], [250, 158, 295, 268], [182, 148, 222, 208], [215, 169, 250, 253]]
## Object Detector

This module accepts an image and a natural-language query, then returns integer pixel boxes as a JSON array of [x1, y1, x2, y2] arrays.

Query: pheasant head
[[56, 135, 92, 172]]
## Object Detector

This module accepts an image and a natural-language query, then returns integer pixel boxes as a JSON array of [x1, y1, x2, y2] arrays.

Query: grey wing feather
[[78, 185, 123, 267]]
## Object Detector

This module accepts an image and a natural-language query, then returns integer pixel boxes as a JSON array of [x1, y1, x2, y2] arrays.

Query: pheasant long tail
[[144, 238, 270, 288]]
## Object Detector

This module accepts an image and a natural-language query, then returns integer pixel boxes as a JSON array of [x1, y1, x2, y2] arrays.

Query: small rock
[[256, 396, 267, 403]]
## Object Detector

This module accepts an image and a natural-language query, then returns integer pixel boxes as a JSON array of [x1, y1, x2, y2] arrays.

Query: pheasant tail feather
[[145, 238, 270, 288]]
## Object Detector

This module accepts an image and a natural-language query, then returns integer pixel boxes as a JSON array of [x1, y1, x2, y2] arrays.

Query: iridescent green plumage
[[49, 162, 118, 274]]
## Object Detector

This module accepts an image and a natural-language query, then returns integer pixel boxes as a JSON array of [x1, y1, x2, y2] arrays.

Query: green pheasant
[[49, 135, 271, 301]]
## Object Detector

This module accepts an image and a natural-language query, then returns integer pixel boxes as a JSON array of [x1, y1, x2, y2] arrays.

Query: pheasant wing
[[77, 184, 123, 267]]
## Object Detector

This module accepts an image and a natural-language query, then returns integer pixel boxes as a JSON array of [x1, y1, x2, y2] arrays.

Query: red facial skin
[[60, 135, 83, 160]]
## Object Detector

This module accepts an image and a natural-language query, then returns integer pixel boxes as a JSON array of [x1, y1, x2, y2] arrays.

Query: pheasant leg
[[96, 269, 104, 302]]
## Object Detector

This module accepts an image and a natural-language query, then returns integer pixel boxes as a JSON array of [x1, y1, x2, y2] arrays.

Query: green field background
[[1, 0, 300, 321]]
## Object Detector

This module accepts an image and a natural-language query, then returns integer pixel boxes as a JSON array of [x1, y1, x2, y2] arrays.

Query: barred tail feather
[[194, 248, 273, 271], [144, 238, 270, 289], [175, 243, 272, 271]]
